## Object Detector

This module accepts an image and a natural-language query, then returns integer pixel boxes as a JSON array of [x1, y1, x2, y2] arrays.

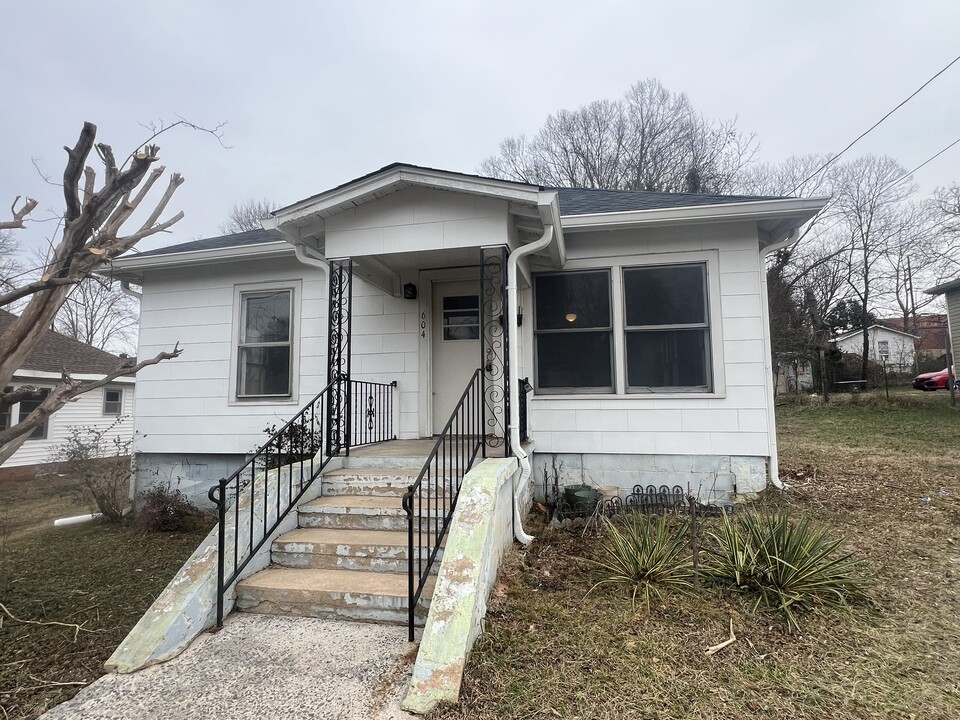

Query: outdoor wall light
[[403, 282, 418, 300], [565, 313, 578, 323]]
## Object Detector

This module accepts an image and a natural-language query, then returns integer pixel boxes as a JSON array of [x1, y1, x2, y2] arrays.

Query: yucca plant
[[587, 513, 693, 611], [704, 511, 869, 630]]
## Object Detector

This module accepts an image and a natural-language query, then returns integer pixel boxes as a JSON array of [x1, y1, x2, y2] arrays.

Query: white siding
[[134, 255, 422, 458], [523, 221, 773, 461], [833, 326, 916, 371], [2, 380, 136, 468], [947, 291, 960, 364]]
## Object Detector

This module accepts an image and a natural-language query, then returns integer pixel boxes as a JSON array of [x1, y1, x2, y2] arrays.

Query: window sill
[[228, 397, 299, 407], [531, 392, 726, 402]]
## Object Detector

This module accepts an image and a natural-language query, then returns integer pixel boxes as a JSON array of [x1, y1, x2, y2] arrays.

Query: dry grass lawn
[[437, 390, 960, 720], [0, 466, 211, 720]]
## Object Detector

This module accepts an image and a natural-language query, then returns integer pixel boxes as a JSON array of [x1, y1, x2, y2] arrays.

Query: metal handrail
[[208, 377, 395, 627], [401, 368, 485, 640]]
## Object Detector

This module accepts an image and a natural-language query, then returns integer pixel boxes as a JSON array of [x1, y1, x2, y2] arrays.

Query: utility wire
[[885, 134, 960, 191], [790, 53, 960, 195]]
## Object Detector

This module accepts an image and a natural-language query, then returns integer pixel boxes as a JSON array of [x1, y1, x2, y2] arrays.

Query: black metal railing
[[400, 369, 485, 640], [208, 377, 395, 627]]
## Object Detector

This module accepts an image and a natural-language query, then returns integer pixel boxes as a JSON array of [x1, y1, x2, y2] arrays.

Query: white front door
[[432, 280, 481, 433]]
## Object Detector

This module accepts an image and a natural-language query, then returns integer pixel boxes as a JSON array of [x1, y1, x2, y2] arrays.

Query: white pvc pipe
[[54, 513, 102, 527], [506, 225, 555, 545]]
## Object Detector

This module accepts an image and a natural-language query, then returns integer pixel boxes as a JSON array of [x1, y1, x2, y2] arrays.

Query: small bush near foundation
[[587, 513, 693, 611], [135, 482, 199, 532], [704, 511, 869, 630], [49, 421, 132, 523]]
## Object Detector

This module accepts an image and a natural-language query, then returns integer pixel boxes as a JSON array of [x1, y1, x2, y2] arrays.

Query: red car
[[912, 368, 956, 391]]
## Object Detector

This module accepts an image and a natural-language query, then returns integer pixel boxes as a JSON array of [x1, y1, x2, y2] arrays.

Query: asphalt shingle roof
[[132, 228, 285, 258], [135, 166, 785, 259], [0, 310, 128, 376]]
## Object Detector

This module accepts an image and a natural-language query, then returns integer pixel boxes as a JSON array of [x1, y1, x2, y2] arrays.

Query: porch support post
[[480, 246, 509, 457], [326, 259, 353, 456]]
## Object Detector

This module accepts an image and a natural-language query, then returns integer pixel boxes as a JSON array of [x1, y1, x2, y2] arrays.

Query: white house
[[111, 164, 825, 503], [0, 309, 136, 468], [831, 324, 918, 373]]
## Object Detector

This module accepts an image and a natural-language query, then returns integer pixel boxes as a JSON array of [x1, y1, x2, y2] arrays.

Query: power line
[[790, 52, 960, 195], [885, 135, 960, 191]]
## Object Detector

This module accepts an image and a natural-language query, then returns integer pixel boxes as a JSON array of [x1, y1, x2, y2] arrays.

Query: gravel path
[[41, 614, 418, 720]]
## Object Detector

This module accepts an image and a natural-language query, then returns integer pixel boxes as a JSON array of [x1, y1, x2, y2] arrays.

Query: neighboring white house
[[0, 310, 136, 468], [926, 279, 960, 367], [831, 324, 918, 373], [110, 163, 826, 505]]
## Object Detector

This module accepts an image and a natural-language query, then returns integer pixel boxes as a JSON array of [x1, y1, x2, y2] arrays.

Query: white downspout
[[293, 242, 330, 272], [119, 280, 142, 300], [506, 225, 555, 544], [760, 227, 800, 491]]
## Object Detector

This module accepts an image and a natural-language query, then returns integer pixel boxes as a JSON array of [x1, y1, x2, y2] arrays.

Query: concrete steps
[[235, 449, 444, 627]]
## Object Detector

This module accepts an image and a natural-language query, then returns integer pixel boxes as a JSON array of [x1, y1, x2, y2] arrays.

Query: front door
[[432, 280, 480, 433]]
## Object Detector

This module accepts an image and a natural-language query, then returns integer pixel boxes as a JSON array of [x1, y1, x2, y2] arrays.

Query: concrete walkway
[[42, 615, 418, 720]]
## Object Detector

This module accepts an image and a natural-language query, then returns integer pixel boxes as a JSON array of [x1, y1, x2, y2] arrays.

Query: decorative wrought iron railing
[[401, 368, 485, 640], [208, 377, 395, 627]]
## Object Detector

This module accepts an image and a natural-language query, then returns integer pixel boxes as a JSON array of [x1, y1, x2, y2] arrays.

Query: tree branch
[[62, 122, 98, 222], [0, 196, 39, 230], [0, 276, 80, 308]]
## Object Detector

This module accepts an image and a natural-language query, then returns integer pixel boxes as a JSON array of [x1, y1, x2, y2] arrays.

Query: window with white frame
[[623, 264, 711, 392], [0, 386, 11, 432], [533, 270, 613, 392], [18, 388, 50, 439], [237, 289, 294, 398], [103, 387, 123, 415], [877, 339, 890, 361]]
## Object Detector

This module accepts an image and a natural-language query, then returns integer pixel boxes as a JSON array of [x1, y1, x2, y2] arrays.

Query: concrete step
[[321, 467, 458, 498], [235, 567, 433, 625], [272, 527, 444, 573], [343, 454, 431, 470], [298, 495, 408, 531]]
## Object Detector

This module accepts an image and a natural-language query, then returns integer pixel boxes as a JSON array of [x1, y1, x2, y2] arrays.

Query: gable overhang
[[831, 324, 920, 343], [559, 196, 829, 248], [926, 278, 960, 296]]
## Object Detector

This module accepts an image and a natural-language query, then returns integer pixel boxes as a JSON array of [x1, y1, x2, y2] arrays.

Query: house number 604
[[420, 312, 427, 338]]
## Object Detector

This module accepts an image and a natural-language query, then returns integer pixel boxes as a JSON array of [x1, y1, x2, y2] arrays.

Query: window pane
[[242, 291, 290, 343], [19, 388, 50, 438], [626, 329, 709, 390], [443, 295, 480, 341], [239, 346, 291, 396], [443, 295, 478, 311], [537, 332, 612, 389], [535, 271, 610, 330], [104, 389, 122, 415], [624, 265, 705, 327]]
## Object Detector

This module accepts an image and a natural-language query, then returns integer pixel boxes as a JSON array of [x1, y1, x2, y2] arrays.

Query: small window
[[877, 340, 890, 360], [237, 289, 293, 398], [18, 388, 50, 440], [0, 386, 11, 432], [623, 264, 711, 392], [442, 295, 480, 341], [534, 270, 613, 392], [103, 388, 123, 415]]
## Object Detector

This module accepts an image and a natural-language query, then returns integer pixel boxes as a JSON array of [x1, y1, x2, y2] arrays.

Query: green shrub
[[705, 511, 869, 630], [587, 513, 693, 610]]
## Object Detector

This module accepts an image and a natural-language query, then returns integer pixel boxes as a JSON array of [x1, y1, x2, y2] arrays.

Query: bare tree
[[479, 79, 758, 193], [0, 120, 222, 463], [54, 276, 139, 352], [832, 155, 915, 380], [0, 230, 24, 293], [220, 198, 277, 234]]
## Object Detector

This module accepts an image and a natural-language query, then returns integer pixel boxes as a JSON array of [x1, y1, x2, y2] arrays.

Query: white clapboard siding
[[523, 221, 774, 460], [2, 382, 136, 468]]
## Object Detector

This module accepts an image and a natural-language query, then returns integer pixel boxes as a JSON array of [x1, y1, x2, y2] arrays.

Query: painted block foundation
[[530, 452, 768, 505]]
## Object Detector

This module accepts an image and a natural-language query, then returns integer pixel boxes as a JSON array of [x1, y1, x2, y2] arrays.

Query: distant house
[[879, 314, 948, 364], [831, 324, 918, 373], [0, 310, 136, 468]]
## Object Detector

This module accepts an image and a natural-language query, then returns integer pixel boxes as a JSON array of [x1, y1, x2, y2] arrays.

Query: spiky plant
[[587, 513, 693, 611], [705, 511, 869, 630]]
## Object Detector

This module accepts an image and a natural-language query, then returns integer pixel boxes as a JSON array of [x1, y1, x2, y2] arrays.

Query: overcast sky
[[2, 0, 959, 255]]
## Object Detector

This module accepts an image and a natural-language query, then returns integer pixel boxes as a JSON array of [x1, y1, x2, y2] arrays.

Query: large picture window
[[623, 264, 711, 392], [237, 289, 293, 398], [534, 270, 613, 392]]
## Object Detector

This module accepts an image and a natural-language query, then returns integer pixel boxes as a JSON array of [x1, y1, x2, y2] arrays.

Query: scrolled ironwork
[[480, 246, 508, 453]]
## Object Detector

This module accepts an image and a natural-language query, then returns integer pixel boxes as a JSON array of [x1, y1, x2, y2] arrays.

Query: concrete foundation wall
[[134, 452, 247, 507], [531, 451, 768, 505]]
